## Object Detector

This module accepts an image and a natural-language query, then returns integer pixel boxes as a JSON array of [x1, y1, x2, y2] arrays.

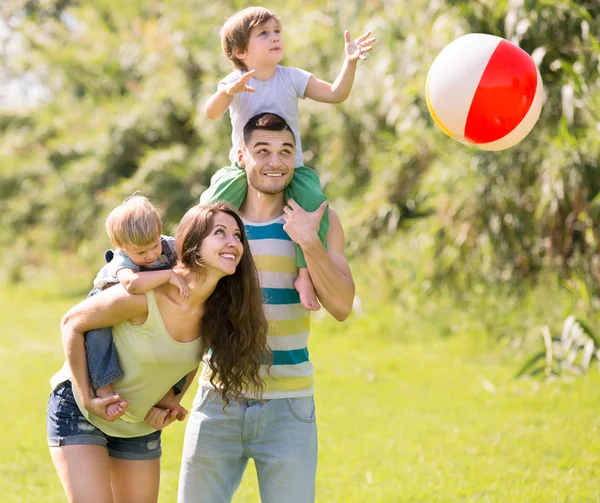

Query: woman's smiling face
[[200, 211, 244, 276]]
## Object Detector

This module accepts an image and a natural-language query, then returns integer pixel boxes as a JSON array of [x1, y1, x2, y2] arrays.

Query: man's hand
[[283, 199, 328, 248], [145, 406, 180, 430], [224, 70, 256, 96], [169, 271, 190, 300], [84, 394, 128, 422], [344, 31, 376, 63]]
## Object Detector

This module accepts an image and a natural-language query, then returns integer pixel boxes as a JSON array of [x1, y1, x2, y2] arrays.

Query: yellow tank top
[[54, 290, 203, 438]]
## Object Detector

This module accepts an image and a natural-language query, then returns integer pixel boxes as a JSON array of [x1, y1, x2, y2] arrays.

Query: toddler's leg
[[84, 327, 123, 391], [85, 327, 127, 417], [294, 267, 321, 311], [284, 165, 330, 252], [199, 164, 248, 208], [285, 166, 330, 311]]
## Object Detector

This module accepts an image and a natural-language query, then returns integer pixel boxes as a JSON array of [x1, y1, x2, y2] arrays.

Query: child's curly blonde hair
[[105, 195, 162, 249]]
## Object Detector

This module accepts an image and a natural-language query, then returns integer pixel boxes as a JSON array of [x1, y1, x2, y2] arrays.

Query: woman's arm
[[61, 285, 148, 420], [146, 367, 198, 430]]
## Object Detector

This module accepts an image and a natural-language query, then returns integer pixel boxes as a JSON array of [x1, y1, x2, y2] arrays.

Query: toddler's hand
[[344, 30, 376, 63], [224, 70, 256, 96], [169, 271, 190, 300]]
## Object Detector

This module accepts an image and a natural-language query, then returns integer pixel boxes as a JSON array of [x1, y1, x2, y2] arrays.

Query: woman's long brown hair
[[176, 202, 270, 404]]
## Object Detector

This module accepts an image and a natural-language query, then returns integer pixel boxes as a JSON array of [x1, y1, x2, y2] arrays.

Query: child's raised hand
[[169, 271, 190, 300], [224, 70, 256, 96], [344, 31, 376, 63]]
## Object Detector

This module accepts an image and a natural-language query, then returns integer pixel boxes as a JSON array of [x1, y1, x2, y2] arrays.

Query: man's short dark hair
[[242, 113, 295, 146]]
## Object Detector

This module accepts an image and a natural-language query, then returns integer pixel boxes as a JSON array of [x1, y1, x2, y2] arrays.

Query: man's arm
[[283, 201, 355, 321], [61, 286, 148, 420]]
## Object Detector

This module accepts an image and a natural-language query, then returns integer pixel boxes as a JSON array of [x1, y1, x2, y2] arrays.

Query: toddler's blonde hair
[[105, 194, 162, 249]]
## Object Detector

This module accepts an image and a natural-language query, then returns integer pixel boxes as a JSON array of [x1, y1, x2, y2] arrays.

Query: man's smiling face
[[238, 128, 296, 195]]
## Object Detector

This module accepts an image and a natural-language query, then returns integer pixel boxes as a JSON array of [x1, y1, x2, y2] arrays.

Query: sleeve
[[287, 66, 313, 100], [219, 70, 244, 87], [107, 250, 141, 276]]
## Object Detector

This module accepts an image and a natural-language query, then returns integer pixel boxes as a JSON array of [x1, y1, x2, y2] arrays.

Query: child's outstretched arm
[[304, 30, 376, 104], [205, 70, 256, 120], [117, 268, 190, 299]]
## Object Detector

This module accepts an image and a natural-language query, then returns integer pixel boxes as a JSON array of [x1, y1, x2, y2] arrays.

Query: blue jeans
[[178, 387, 318, 503], [85, 326, 123, 390]]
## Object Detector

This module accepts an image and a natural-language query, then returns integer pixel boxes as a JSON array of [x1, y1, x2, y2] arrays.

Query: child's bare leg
[[295, 267, 321, 311], [95, 384, 126, 417]]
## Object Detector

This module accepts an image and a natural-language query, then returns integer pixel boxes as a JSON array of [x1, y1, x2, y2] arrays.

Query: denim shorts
[[47, 381, 162, 460]]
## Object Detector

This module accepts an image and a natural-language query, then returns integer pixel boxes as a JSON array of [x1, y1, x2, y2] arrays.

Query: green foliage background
[[2, 3, 600, 501], [1, 0, 599, 300]]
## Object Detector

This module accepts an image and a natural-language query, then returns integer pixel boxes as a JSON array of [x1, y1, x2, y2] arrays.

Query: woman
[[47, 202, 269, 503]]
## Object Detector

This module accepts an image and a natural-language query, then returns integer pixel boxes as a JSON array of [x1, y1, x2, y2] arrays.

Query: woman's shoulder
[[150, 284, 182, 313]]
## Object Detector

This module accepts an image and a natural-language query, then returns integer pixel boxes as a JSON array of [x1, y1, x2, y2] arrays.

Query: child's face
[[121, 236, 163, 267], [237, 18, 284, 69]]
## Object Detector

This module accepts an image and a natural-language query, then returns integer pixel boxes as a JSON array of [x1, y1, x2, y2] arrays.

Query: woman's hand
[[155, 391, 189, 421], [84, 394, 129, 422], [144, 406, 180, 430]]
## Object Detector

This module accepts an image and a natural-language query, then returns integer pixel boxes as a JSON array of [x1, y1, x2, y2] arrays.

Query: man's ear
[[236, 148, 246, 169]]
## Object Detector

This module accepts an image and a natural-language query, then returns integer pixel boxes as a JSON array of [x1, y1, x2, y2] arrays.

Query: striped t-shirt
[[200, 215, 313, 399]]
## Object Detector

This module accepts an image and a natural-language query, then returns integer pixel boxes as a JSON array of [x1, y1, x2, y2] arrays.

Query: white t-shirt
[[221, 65, 312, 167]]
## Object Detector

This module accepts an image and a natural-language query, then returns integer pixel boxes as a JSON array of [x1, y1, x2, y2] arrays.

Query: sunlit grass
[[2, 285, 599, 502]]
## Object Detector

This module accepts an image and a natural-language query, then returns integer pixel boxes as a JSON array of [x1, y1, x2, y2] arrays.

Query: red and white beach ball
[[426, 33, 544, 151]]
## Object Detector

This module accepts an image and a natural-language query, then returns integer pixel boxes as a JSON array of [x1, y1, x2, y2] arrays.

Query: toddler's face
[[240, 18, 284, 67], [121, 236, 162, 267]]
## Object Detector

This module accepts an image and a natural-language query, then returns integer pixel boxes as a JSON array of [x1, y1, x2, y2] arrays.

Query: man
[[179, 113, 355, 503]]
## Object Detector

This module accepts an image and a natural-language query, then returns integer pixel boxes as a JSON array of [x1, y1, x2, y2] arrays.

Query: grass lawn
[[1, 287, 599, 502]]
